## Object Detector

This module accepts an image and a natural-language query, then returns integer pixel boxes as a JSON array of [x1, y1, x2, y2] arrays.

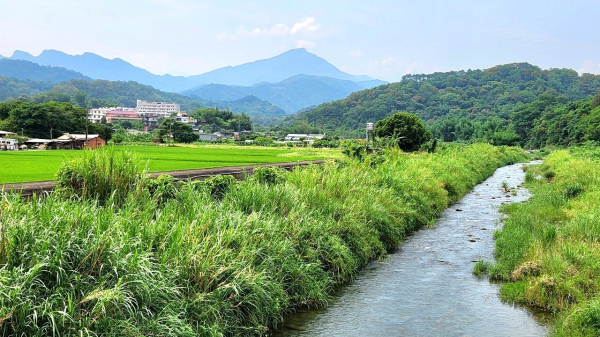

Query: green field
[[0, 145, 341, 184]]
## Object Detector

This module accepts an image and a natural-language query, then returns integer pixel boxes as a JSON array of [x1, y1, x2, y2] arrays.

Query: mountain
[[0, 59, 91, 83], [282, 63, 600, 138], [9, 50, 194, 92], [182, 74, 386, 113], [9, 49, 380, 92], [0, 75, 284, 122], [188, 49, 376, 86], [208, 95, 286, 125]]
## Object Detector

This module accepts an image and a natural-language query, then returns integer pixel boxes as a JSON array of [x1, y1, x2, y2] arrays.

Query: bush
[[341, 140, 366, 161], [196, 175, 237, 200], [252, 167, 286, 185], [312, 139, 339, 148], [55, 148, 141, 204], [146, 174, 179, 202]]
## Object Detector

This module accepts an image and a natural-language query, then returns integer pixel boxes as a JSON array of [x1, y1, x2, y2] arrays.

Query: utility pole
[[84, 116, 89, 149], [168, 119, 173, 147], [366, 122, 374, 153]]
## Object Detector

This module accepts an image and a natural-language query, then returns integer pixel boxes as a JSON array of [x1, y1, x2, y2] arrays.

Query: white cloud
[[349, 50, 364, 57], [380, 56, 396, 66], [368, 56, 422, 79], [296, 40, 316, 49], [222, 17, 321, 39], [290, 17, 320, 35], [578, 60, 600, 74]]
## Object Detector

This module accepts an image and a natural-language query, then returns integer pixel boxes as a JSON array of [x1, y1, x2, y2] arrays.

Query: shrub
[[341, 140, 366, 161], [146, 174, 179, 202], [197, 175, 237, 200], [252, 167, 286, 185], [55, 148, 141, 204]]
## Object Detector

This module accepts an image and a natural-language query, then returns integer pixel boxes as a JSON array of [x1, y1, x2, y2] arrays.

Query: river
[[275, 162, 548, 337]]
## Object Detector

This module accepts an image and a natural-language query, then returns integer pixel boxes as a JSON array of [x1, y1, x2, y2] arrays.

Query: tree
[[591, 91, 600, 109], [74, 91, 88, 108], [374, 112, 431, 151], [157, 118, 197, 143]]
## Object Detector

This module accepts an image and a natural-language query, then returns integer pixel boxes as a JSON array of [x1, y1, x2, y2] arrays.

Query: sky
[[0, 0, 599, 82]]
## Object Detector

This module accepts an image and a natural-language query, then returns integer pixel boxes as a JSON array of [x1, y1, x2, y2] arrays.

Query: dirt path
[[1, 160, 325, 197]]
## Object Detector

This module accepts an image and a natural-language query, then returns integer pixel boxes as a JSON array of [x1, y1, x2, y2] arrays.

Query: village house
[[199, 132, 223, 142], [105, 111, 142, 124], [88, 107, 135, 123], [0, 138, 18, 150], [53, 134, 106, 149], [0, 130, 18, 150], [284, 134, 326, 143]]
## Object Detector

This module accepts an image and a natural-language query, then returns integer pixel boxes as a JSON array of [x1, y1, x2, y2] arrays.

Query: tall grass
[[489, 147, 600, 336], [55, 148, 142, 205], [0, 144, 524, 336]]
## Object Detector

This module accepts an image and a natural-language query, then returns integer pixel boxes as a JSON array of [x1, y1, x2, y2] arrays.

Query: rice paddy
[[0, 144, 340, 183]]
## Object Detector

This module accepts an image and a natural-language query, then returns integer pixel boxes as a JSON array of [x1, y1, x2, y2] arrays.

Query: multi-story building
[[105, 111, 143, 124], [134, 100, 180, 118], [141, 113, 160, 128], [88, 107, 134, 123]]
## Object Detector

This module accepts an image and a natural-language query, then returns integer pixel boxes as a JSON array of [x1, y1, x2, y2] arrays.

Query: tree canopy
[[156, 118, 197, 143], [0, 101, 110, 140], [374, 112, 431, 151]]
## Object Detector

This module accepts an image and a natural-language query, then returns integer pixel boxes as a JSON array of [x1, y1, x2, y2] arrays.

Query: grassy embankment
[[0, 144, 338, 184], [0, 144, 524, 336], [483, 146, 600, 336]]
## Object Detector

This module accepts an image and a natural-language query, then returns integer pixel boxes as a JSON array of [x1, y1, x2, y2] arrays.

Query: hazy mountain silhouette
[[9, 48, 381, 92], [0, 58, 91, 83], [183, 74, 385, 113]]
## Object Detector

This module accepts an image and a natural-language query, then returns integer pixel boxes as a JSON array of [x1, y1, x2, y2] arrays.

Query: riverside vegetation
[[0, 144, 524, 336], [476, 145, 600, 336]]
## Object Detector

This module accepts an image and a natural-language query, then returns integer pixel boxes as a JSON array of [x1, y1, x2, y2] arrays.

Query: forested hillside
[[183, 74, 384, 113], [0, 76, 54, 101], [283, 63, 600, 140], [0, 77, 283, 121], [0, 59, 91, 83], [510, 92, 600, 147]]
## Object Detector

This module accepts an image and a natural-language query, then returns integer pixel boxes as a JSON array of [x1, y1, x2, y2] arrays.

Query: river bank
[[490, 147, 600, 336], [275, 161, 548, 336]]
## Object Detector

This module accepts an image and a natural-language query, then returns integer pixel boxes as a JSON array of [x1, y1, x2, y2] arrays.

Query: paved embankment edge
[[1, 160, 326, 197]]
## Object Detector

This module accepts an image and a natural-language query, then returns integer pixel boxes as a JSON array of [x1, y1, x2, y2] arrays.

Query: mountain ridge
[[183, 74, 386, 113], [282, 62, 600, 138], [9, 48, 381, 92]]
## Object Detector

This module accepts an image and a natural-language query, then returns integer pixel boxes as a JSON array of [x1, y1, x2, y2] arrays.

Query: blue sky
[[1, 0, 599, 81]]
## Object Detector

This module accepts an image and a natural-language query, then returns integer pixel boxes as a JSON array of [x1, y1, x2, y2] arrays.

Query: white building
[[284, 134, 326, 142], [88, 107, 134, 123], [0, 138, 18, 150], [135, 100, 180, 118], [174, 112, 190, 124]]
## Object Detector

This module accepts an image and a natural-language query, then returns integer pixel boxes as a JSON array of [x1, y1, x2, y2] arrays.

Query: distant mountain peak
[[11, 50, 34, 59], [8, 48, 381, 91]]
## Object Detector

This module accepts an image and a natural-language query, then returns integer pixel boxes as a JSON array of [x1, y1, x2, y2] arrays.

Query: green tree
[[157, 118, 197, 143], [374, 112, 431, 151]]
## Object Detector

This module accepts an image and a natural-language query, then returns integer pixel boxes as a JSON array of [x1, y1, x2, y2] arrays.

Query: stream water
[[275, 162, 548, 336]]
